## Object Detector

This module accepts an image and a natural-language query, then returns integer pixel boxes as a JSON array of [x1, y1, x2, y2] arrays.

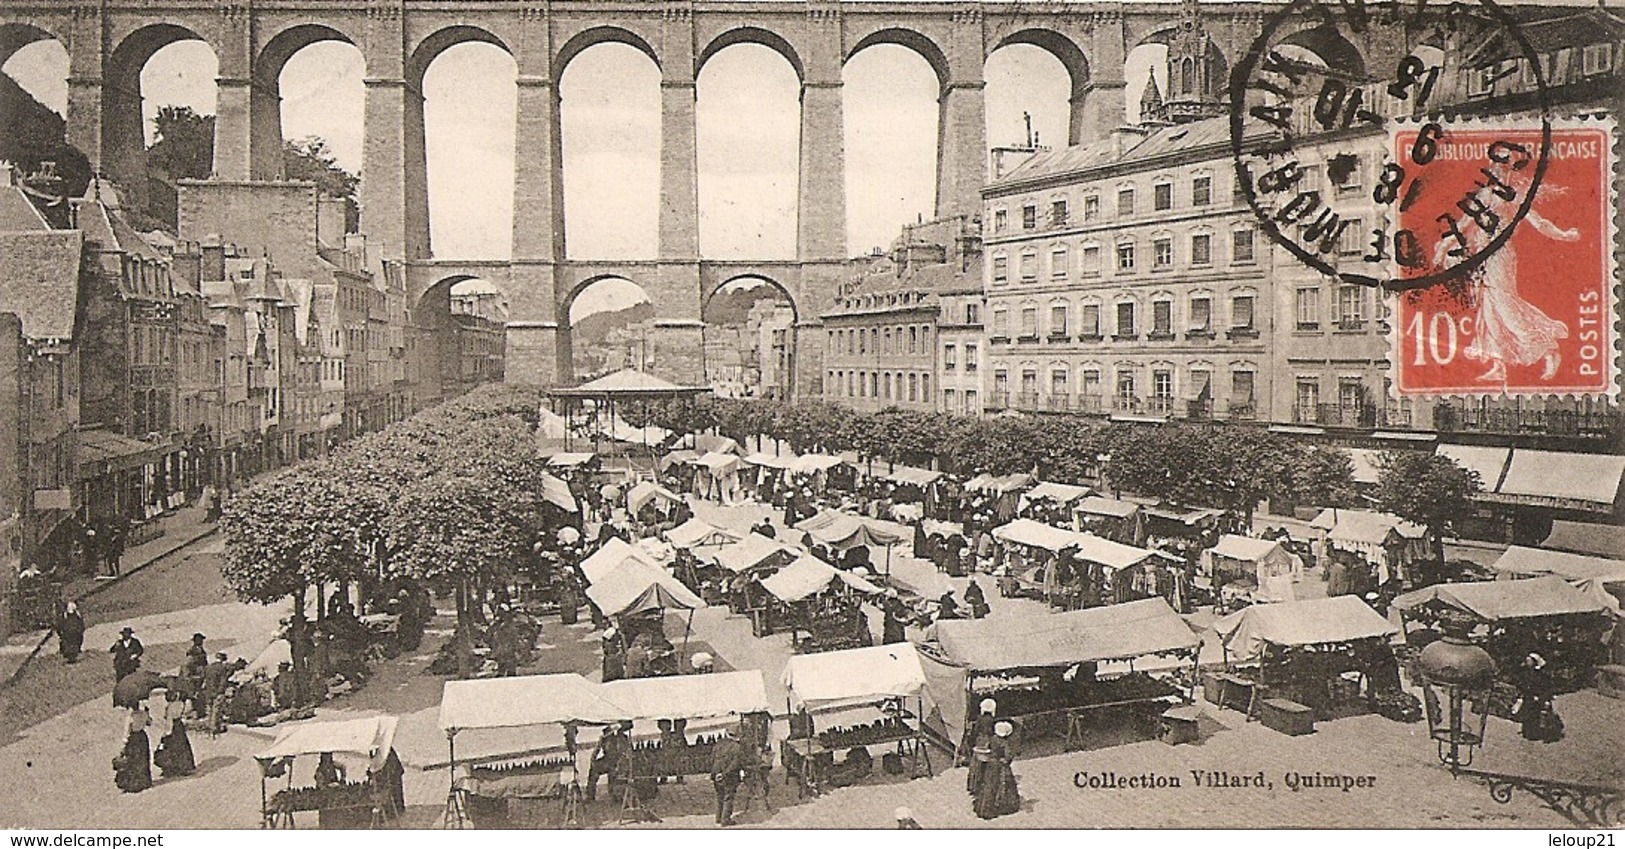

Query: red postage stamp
[[1392, 120, 1618, 397]]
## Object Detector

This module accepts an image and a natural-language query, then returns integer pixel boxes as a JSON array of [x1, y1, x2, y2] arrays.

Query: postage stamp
[[1391, 119, 1619, 397]]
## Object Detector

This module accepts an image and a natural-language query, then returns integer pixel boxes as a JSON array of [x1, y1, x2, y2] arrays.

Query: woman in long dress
[[1441, 172, 1580, 383], [114, 705, 153, 793], [972, 721, 1020, 819], [57, 602, 85, 663], [154, 689, 196, 778], [964, 699, 997, 793]]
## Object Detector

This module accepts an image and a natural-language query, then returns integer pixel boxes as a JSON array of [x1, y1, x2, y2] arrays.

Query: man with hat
[[601, 628, 625, 682], [183, 633, 209, 704], [109, 627, 143, 680], [710, 726, 746, 826]]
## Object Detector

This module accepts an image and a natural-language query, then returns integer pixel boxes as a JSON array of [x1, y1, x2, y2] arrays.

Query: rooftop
[[0, 229, 84, 340]]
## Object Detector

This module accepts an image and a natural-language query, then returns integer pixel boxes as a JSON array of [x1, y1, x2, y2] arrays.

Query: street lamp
[[1416, 612, 1496, 772]]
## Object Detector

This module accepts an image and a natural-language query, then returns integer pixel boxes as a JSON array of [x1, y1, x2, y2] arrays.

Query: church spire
[[1139, 73, 1166, 124]]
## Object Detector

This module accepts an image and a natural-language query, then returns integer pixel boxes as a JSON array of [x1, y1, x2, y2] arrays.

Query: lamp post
[[1416, 612, 1495, 773]]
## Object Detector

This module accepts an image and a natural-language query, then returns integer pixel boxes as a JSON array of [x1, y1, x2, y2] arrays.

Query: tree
[[146, 105, 214, 180], [283, 136, 360, 232], [1375, 451, 1482, 565]]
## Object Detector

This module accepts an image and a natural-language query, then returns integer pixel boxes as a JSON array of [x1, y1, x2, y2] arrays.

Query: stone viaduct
[[0, 0, 1410, 391]]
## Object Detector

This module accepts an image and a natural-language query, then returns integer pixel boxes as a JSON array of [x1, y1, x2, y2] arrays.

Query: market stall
[[599, 670, 772, 795], [1017, 482, 1091, 525], [742, 452, 797, 502], [438, 673, 624, 827], [1213, 596, 1405, 730], [1489, 546, 1625, 614], [919, 598, 1199, 756], [792, 454, 851, 494], [1310, 508, 1430, 587], [879, 466, 945, 522], [704, 532, 800, 618], [795, 510, 906, 573], [1070, 533, 1181, 609], [963, 472, 1034, 522], [1393, 577, 1612, 699], [547, 452, 598, 471], [1075, 496, 1143, 544], [578, 537, 665, 586], [989, 519, 1084, 604], [537, 472, 579, 516], [690, 452, 743, 503], [255, 715, 402, 829], [759, 554, 884, 651], [1202, 535, 1304, 608], [626, 481, 684, 523], [780, 644, 934, 796]]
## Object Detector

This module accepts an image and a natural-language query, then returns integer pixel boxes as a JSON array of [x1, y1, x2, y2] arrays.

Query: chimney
[[316, 195, 346, 249], [344, 233, 367, 269], [200, 234, 226, 282], [171, 245, 201, 290]]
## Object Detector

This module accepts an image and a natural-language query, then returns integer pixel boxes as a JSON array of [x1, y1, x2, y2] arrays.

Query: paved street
[[0, 494, 1618, 830]]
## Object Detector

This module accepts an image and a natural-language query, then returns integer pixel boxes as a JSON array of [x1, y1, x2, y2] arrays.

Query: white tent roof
[[538, 472, 577, 513], [258, 715, 399, 770], [783, 644, 927, 712], [1073, 533, 1161, 570], [585, 561, 706, 616], [1491, 546, 1625, 584], [1019, 481, 1092, 509], [1437, 444, 1511, 490], [664, 517, 742, 550], [883, 465, 943, 486], [1497, 449, 1625, 507], [1077, 496, 1140, 519], [599, 670, 769, 721], [1310, 508, 1426, 543], [546, 452, 596, 468], [1343, 448, 1384, 485], [792, 454, 846, 474], [743, 452, 797, 469], [758, 554, 883, 603], [710, 533, 797, 572], [579, 537, 662, 585], [439, 674, 623, 731], [1215, 596, 1399, 662], [627, 480, 683, 514], [1211, 534, 1285, 563], [694, 451, 741, 473], [992, 518, 1083, 552]]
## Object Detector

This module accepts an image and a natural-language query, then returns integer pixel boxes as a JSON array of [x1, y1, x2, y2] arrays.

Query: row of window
[[990, 364, 1257, 407], [828, 324, 934, 358], [940, 342, 980, 372], [827, 369, 934, 403], [1294, 378, 1373, 412], [991, 229, 1258, 286], [940, 388, 981, 415], [992, 173, 1226, 235], [988, 293, 1257, 342], [1294, 284, 1380, 330]]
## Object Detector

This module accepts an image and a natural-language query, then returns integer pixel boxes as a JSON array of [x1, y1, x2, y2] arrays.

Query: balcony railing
[[1227, 401, 1257, 420], [1434, 403, 1621, 439], [989, 391, 1010, 410], [1294, 403, 1380, 428], [1016, 391, 1042, 408]]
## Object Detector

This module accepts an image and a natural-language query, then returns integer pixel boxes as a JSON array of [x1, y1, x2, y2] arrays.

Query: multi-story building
[[0, 177, 84, 635], [936, 282, 985, 417], [74, 180, 185, 523], [983, 114, 1275, 421], [746, 301, 796, 400], [823, 216, 980, 414]]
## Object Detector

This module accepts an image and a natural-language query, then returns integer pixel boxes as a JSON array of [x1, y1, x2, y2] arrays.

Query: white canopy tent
[[664, 517, 743, 551], [627, 480, 683, 515], [1018, 482, 1092, 513], [599, 670, 770, 721], [1203, 534, 1304, 602], [584, 561, 706, 617], [578, 537, 663, 585], [992, 518, 1084, 552], [782, 643, 927, 713], [439, 673, 625, 732], [709, 533, 800, 573], [1491, 546, 1625, 613], [1214, 596, 1399, 664], [758, 554, 885, 603], [257, 715, 400, 772]]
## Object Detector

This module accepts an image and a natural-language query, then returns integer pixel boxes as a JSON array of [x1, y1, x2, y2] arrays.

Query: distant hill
[[571, 301, 653, 348], [0, 74, 91, 211], [706, 283, 791, 327]]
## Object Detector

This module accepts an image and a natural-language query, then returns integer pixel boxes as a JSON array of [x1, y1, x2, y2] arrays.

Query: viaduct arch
[[1, 0, 1415, 397]]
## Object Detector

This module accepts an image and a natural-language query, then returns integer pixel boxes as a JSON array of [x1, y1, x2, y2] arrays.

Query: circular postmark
[[1227, 0, 1553, 292]]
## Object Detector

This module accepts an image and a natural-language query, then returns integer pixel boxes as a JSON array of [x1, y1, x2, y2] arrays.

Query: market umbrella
[[112, 670, 167, 708], [557, 526, 581, 545], [600, 484, 623, 502]]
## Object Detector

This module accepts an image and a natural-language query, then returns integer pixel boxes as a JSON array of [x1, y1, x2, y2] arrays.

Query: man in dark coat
[[710, 727, 746, 826], [586, 722, 632, 802], [882, 593, 908, 644], [110, 627, 144, 680], [183, 633, 209, 696], [964, 578, 990, 619]]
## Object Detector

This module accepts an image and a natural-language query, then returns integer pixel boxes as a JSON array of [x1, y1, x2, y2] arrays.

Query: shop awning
[[792, 454, 846, 474], [883, 465, 943, 487], [709, 533, 797, 573], [1210, 534, 1282, 563], [1073, 533, 1162, 571], [991, 518, 1083, 552], [932, 597, 1198, 671], [584, 561, 705, 616], [538, 472, 577, 513], [1491, 449, 1625, 510], [600, 670, 769, 721], [758, 554, 883, 603], [579, 537, 663, 585], [1541, 520, 1625, 559], [439, 673, 622, 731], [1392, 576, 1608, 622], [546, 452, 596, 468], [1019, 481, 1091, 510], [76, 428, 167, 474], [1077, 496, 1140, 519], [1214, 596, 1398, 662], [257, 715, 399, 770], [627, 480, 683, 514], [783, 644, 926, 712], [664, 518, 742, 550], [1436, 444, 1511, 491]]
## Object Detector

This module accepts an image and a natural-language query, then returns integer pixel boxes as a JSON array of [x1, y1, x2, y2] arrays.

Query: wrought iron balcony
[[1433, 402, 1622, 439]]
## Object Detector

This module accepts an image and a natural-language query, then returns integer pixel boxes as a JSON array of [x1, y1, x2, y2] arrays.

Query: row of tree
[[635, 396, 1481, 559], [219, 385, 550, 694]]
